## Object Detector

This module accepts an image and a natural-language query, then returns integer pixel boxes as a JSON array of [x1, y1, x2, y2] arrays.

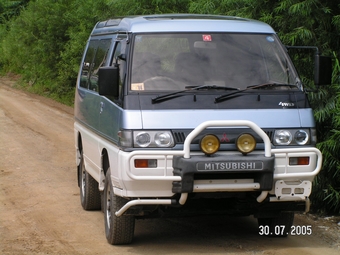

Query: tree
[[1, 1, 70, 80], [106, 0, 190, 15], [0, 0, 30, 24], [309, 54, 340, 214]]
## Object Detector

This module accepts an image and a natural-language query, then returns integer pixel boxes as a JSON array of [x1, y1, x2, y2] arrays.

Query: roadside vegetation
[[0, 0, 339, 215]]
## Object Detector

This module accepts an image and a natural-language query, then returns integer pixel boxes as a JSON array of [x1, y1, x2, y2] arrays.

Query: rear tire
[[79, 151, 101, 210], [104, 169, 135, 245], [258, 212, 294, 237]]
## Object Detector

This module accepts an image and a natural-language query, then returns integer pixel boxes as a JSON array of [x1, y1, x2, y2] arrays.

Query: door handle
[[100, 102, 104, 114]]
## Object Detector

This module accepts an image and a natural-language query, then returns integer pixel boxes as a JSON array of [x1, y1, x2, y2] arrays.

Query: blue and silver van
[[74, 14, 331, 244]]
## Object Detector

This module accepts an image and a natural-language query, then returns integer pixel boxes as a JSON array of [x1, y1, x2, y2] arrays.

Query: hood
[[139, 108, 314, 129]]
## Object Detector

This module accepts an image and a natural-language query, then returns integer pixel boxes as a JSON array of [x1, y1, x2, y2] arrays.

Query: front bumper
[[115, 120, 322, 216]]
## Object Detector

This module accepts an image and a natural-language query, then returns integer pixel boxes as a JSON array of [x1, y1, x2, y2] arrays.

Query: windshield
[[130, 33, 300, 91]]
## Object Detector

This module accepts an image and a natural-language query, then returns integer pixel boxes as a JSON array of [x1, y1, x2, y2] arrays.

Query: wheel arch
[[76, 130, 83, 151], [100, 148, 110, 191], [76, 132, 83, 187]]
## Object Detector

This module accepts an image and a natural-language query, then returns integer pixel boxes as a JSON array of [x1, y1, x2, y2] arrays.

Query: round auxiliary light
[[200, 134, 220, 155], [236, 133, 256, 155]]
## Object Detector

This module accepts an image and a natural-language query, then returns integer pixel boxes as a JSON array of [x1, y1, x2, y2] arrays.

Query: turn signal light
[[134, 159, 157, 168], [200, 134, 220, 155], [236, 133, 256, 155], [289, 157, 309, 165]]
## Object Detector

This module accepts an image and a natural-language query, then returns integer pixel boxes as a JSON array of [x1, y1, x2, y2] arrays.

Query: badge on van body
[[279, 101, 295, 107]]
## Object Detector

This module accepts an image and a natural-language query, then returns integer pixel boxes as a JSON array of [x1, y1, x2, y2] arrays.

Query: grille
[[264, 131, 273, 141], [173, 129, 273, 144], [173, 132, 186, 143]]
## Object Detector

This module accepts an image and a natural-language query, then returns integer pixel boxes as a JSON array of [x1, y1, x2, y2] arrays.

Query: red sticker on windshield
[[202, 35, 212, 41]]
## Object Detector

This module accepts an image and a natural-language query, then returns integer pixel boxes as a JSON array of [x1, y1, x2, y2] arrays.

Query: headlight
[[236, 133, 256, 155], [200, 134, 220, 155], [274, 130, 292, 145], [155, 132, 173, 147], [133, 131, 174, 148], [294, 130, 309, 145], [273, 129, 310, 146], [135, 132, 151, 147]]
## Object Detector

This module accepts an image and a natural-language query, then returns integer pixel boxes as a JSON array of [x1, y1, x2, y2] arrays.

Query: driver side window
[[80, 39, 111, 92]]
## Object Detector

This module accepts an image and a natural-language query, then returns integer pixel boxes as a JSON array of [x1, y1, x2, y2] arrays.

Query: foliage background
[[0, 0, 339, 215]]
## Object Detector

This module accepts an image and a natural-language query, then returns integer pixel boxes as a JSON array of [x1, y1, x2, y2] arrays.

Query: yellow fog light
[[236, 133, 256, 155], [200, 134, 220, 155]]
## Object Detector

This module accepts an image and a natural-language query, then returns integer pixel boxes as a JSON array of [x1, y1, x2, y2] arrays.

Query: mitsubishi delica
[[74, 14, 332, 244]]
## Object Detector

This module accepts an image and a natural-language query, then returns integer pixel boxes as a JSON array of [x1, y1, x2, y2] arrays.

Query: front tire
[[79, 150, 101, 210], [104, 169, 135, 245]]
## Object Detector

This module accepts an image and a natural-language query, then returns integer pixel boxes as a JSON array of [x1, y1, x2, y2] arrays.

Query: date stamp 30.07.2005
[[259, 225, 312, 236]]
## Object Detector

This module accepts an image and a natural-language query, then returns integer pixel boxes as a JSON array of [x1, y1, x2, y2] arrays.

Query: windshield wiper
[[246, 83, 298, 89], [152, 84, 239, 104], [185, 85, 239, 90], [214, 83, 298, 103]]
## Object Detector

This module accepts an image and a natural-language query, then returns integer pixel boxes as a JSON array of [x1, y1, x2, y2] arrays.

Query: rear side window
[[80, 39, 111, 91]]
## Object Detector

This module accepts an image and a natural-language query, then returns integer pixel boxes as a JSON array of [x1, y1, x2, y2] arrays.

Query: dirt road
[[0, 78, 339, 254]]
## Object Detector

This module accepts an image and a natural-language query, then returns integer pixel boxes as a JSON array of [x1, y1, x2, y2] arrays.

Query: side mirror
[[98, 66, 119, 97], [314, 55, 332, 85]]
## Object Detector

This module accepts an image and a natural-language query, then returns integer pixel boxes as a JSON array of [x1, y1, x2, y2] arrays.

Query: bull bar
[[115, 120, 322, 216]]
